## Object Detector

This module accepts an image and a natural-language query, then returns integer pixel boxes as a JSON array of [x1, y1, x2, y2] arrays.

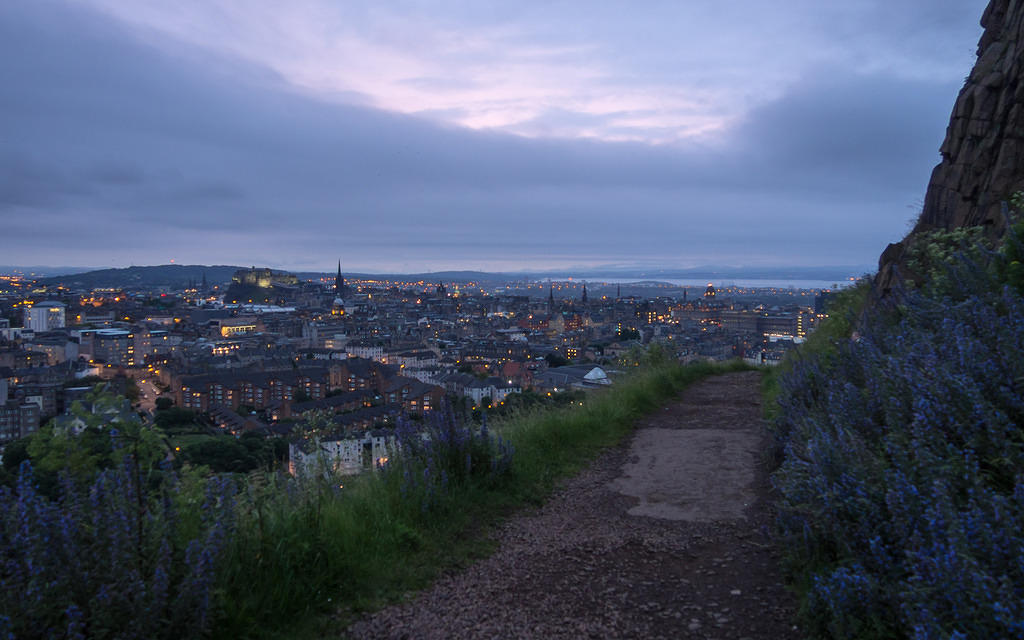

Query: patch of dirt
[[610, 427, 760, 521], [344, 371, 799, 639]]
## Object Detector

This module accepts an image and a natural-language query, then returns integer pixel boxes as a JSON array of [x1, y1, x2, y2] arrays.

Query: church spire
[[548, 283, 555, 312], [335, 260, 344, 295], [581, 283, 588, 304]]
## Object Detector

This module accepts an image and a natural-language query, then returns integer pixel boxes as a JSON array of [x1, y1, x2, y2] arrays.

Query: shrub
[[770, 222, 1024, 638], [0, 456, 236, 639], [388, 404, 514, 515]]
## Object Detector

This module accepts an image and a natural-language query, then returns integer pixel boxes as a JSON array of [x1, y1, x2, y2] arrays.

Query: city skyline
[[1, 0, 988, 271]]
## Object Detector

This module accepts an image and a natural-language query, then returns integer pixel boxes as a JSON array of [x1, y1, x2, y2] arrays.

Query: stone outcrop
[[876, 0, 1024, 293]]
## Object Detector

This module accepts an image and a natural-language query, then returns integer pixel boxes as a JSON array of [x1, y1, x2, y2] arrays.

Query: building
[[0, 400, 40, 445], [534, 365, 612, 392], [177, 367, 334, 412], [92, 329, 136, 367], [347, 341, 386, 362], [23, 301, 66, 332], [757, 313, 799, 337], [216, 317, 260, 338], [814, 290, 833, 315], [23, 333, 78, 365], [462, 377, 521, 405], [0, 379, 40, 445], [289, 430, 391, 476], [232, 267, 300, 288], [381, 377, 445, 412]]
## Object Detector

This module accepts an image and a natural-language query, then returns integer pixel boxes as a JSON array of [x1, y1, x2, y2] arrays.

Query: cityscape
[[0, 263, 847, 472]]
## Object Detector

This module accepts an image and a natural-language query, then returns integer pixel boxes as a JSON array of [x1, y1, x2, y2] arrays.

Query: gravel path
[[345, 371, 799, 639]]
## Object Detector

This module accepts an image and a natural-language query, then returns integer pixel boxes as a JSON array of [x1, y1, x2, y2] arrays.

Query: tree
[[125, 378, 141, 403], [25, 390, 168, 497], [0, 437, 31, 488], [544, 352, 569, 367], [154, 407, 202, 432], [179, 438, 259, 473], [617, 327, 641, 341], [64, 375, 105, 388]]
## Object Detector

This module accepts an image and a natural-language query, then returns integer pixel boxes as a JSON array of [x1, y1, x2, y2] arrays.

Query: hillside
[[40, 264, 242, 289]]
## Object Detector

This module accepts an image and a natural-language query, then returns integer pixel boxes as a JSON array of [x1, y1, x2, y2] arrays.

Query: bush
[[179, 438, 262, 473], [388, 405, 514, 514], [0, 457, 236, 639], [770, 222, 1024, 638]]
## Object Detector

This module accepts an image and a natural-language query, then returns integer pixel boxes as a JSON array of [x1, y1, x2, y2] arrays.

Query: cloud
[[75, 0, 985, 143], [0, 0, 987, 272], [727, 69, 958, 194]]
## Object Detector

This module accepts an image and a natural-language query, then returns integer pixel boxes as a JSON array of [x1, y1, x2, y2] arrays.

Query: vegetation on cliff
[[769, 215, 1024, 638]]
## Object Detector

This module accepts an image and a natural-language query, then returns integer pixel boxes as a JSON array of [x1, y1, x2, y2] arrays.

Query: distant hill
[[40, 265, 243, 289], [35, 263, 870, 290]]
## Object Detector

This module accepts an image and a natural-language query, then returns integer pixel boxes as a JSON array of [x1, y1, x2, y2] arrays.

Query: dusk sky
[[1, 0, 988, 274]]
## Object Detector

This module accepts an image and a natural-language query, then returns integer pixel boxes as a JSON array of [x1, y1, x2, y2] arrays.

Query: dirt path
[[345, 371, 799, 639]]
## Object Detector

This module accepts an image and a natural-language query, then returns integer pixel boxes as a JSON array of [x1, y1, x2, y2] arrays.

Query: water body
[[549, 277, 858, 290]]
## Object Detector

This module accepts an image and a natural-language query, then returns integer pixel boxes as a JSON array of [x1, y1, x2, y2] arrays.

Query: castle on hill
[[231, 267, 299, 289]]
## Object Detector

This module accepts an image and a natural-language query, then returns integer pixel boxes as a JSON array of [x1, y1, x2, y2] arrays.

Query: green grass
[[212, 359, 754, 639]]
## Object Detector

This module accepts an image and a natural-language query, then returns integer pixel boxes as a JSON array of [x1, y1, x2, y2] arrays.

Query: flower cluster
[[389, 403, 514, 513], [0, 456, 236, 639], [771, 231, 1024, 638]]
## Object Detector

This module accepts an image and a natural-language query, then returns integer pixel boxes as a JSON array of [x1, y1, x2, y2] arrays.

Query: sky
[[0, 0, 989, 274]]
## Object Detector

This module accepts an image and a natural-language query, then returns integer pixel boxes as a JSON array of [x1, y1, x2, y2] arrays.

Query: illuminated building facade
[[23, 301, 66, 332]]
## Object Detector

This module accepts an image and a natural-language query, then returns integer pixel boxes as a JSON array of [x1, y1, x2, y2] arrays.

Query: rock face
[[876, 0, 1024, 293]]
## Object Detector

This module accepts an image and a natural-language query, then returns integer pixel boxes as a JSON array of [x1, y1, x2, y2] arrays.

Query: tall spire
[[548, 283, 555, 313], [335, 260, 344, 294], [616, 283, 621, 300], [581, 283, 588, 304]]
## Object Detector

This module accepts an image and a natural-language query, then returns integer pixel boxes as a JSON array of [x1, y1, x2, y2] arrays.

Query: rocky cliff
[[876, 0, 1024, 293]]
